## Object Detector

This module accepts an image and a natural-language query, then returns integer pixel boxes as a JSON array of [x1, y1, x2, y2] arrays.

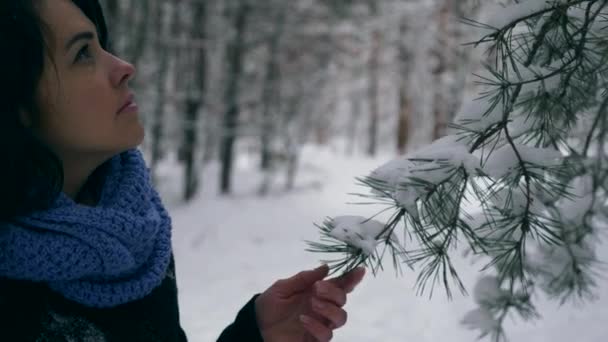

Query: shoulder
[[0, 256, 186, 342], [0, 277, 58, 341]]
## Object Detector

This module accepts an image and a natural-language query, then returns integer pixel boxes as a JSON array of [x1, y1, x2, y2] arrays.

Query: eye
[[74, 44, 93, 63]]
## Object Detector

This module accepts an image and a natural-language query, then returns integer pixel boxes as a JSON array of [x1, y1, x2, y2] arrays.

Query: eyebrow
[[65, 31, 95, 51]]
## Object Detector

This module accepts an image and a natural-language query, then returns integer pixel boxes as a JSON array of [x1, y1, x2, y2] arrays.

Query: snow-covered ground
[[157, 145, 608, 342]]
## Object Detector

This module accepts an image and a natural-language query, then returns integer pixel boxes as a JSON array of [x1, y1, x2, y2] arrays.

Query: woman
[[0, 0, 366, 341]]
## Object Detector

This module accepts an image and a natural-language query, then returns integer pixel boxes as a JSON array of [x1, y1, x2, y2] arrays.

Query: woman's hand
[[254, 264, 365, 341]]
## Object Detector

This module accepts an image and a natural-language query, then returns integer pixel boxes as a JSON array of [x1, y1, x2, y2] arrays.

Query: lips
[[117, 94, 136, 114]]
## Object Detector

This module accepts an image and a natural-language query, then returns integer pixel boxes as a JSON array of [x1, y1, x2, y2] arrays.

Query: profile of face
[[28, 0, 144, 163]]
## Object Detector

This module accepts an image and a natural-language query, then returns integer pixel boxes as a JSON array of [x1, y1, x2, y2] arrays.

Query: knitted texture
[[0, 149, 172, 308]]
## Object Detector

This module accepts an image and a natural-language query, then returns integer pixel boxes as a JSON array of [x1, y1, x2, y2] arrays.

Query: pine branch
[[309, 1, 608, 340]]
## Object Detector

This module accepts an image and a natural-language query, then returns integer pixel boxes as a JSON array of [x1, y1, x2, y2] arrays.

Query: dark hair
[[0, 0, 109, 220]]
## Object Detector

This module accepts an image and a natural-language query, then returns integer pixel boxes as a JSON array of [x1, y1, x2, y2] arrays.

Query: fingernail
[[300, 315, 311, 324], [315, 264, 329, 273]]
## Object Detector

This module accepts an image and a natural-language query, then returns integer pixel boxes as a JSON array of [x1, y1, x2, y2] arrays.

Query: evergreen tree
[[308, 1, 608, 340]]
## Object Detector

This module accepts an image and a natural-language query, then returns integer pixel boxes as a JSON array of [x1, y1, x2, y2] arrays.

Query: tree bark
[[347, 92, 362, 156], [260, 7, 287, 172], [100, 0, 120, 52], [397, 17, 414, 154], [181, 0, 207, 201], [397, 85, 411, 154], [367, 30, 381, 157], [149, 0, 173, 185], [220, 1, 251, 194], [127, 0, 150, 68], [432, 0, 451, 140]]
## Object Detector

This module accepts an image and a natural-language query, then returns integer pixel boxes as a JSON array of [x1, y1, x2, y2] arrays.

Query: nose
[[109, 54, 135, 88]]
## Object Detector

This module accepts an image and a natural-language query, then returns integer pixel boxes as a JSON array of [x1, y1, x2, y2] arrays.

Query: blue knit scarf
[[0, 149, 172, 308]]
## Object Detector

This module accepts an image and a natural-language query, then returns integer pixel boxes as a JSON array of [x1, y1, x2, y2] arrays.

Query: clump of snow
[[414, 135, 480, 173], [371, 136, 478, 188], [462, 211, 483, 228], [556, 176, 594, 227], [485, 0, 568, 30], [518, 145, 563, 166], [483, 144, 562, 179], [369, 136, 480, 219], [534, 239, 596, 291], [329, 216, 390, 255], [567, 3, 606, 34], [508, 114, 540, 138], [517, 60, 564, 96], [369, 158, 413, 192], [473, 276, 506, 305], [461, 308, 500, 336], [532, 179, 561, 205], [487, 185, 548, 218], [454, 97, 504, 132]]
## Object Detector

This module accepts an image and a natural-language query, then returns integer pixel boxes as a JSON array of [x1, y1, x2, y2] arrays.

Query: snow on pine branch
[[309, 0, 607, 340], [327, 216, 394, 256], [485, 0, 570, 30]]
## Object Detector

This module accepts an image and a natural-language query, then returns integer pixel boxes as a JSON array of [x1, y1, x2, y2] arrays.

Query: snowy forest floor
[[156, 145, 608, 342]]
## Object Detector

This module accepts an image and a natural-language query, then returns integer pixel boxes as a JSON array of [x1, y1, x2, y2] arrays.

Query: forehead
[[38, 0, 95, 44]]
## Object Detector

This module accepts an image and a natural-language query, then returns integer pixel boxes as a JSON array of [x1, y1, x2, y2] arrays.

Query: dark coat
[[0, 256, 264, 342]]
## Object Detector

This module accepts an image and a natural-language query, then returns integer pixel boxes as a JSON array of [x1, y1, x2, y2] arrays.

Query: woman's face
[[31, 0, 144, 162]]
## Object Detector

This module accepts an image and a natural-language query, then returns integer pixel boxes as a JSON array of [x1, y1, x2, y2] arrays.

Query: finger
[[275, 264, 330, 295], [300, 314, 333, 342], [315, 281, 347, 307], [311, 298, 348, 329], [328, 267, 366, 293]]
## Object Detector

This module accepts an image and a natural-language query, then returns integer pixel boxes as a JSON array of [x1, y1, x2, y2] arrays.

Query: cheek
[[63, 82, 145, 150], [39, 87, 116, 151], [36, 72, 143, 154]]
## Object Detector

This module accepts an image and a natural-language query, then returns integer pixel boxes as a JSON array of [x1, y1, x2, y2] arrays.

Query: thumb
[[275, 264, 330, 295], [328, 267, 366, 293]]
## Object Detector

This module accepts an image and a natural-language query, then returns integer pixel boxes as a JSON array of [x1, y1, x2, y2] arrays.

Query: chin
[[127, 123, 146, 147], [114, 131, 145, 155]]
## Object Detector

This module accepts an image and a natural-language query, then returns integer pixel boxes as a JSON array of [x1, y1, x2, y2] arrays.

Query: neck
[[61, 154, 109, 203]]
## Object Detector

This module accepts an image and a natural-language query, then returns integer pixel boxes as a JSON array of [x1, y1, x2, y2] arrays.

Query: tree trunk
[[150, 0, 173, 185], [127, 0, 150, 68], [102, 0, 119, 30], [183, 99, 201, 201], [397, 16, 414, 153], [100, 0, 120, 53], [367, 30, 381, 157], [347, 92, 362, 156], [285, 142, 298, 191], [284, 95, 301, 191], [181, 0, 207, 201], [220, 1, 250, 194], [260, 7, 287, 172], [432, 0, 451, 139], [397, 84, 411, 154]]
